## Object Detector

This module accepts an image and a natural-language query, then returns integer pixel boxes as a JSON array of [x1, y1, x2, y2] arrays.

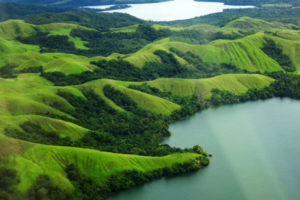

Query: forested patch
[[18, 31, 77, 53], [0, 167, 21, 200], [18, 23, 170, 57], [25, 11, 142, 30], [26, 175, 71, 200], [57, 89, 183, 156], [128, 83, 205, 121], [4, 122, 73, 146], [195, 0, 300, 6], [1, 5, 300, 200], [41, 49, 244, 86], [65, 155, 206, 200], [261, 38, 295, 72], [0, 65, 17, 78], [165, 7, 300, 26], [40, 50, 190, 85], [7, 0, 168, 7], [0, 2, 70, 22], [210, 72, 300, 106], [170, 48, 244, 77]]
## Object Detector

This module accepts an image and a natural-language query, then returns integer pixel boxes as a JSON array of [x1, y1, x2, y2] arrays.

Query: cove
[[87, 0, 254, 21], [109, 98, 300, 200]]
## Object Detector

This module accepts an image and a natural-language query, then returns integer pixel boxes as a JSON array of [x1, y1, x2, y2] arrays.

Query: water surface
[[87, 0, 254, 21], [109, 98, 300, 200]]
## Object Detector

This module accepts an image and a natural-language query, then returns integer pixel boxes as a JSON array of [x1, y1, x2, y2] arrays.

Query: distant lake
[[86, 0, 254, 21], [109, 98, 300, 200]]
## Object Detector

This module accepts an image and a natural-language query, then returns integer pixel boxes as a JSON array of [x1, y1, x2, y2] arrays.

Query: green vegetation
[[146, 74, 274, 98], [0, 7, 299, 200], [195, 0, 300, 7], [261, 38, 295, 72], [4, 0, 169, 7], [0, 134, 203, 199], [166, 7, 300, 26], [25, 10, 142, 30], [209, 72, 300, 106], [0, 2, 70, 22]]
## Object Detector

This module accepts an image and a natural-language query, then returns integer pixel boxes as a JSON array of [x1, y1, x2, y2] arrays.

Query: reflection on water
[[109, 98, 300, 200], [87, 0, 254, 21]]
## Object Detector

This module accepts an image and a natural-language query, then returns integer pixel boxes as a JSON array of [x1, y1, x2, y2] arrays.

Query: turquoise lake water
[[109, 98, 300, 200]]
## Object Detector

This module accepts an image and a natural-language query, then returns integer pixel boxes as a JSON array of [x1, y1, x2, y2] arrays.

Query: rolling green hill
[[0, 11, 299, 200], [146, 74, 274, 98], [0, 134, 200, 191], [1, 16, 298, 75]]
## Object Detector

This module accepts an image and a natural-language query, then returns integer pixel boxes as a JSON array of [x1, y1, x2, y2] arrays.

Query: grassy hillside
[[0, 134, 200, 191], [0, 19, 36, 39], [80, 79, 181, 115], [0, 12, 299, 200], [147, 74, 274, 98], [1, 17, 298, 75], [4, 0, 169, 7], [195, 0, 300, 6]]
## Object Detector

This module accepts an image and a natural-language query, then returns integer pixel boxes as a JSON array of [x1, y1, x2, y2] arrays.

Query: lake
[[109, 98, 300, 200], [86, 0, 254, 21]]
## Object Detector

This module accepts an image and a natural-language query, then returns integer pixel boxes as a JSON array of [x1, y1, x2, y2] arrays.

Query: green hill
[[146, 74, 275, 98], [80, 79, 181, 115], [0, 12, 299, 200], [0, 134, 201, 191]]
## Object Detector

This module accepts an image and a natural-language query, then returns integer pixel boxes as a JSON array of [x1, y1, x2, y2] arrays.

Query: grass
[[80, 79, 181, 115], [125, 38, 191, 68], [38, 22, 94, 50], [110, 24, 139, 33], [0, 135, 200, 191], [0, 16, 297, 196], [0, 27, 97, 75], [147, 74, 274, 98], [0, 37, 40, 55], [43, 54, 97, 75], [0, 20, 36, 39], [223, 17, 285, 31], [0, 115, 88, 140], [268, 34, 300, 74], [1, 17, 298, 75], [0, 74, 82, 126], [123, 31, 297, 73], [167, 33, 285, 72], [261, 4, 292, 7]]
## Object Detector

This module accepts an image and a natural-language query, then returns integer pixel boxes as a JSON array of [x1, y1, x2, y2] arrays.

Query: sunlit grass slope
[[123, 33, 285, 72], [0, 135, 200, 191], [80, 79, 181, 115], [223, 17, 285, 31], [0, 20, 91, 50], [147, 74, 274, 98], [39, 23, 94, 50], [0, 74, 89, 140], [0, 115, 88, 140], [110, 24, 139, 33], [0, 37, 39, 55], [125, 38, 192, 68], [167, 33, 284, 72], [0, 20, 36, 39], [1, 17, 299, 75], [269, 34, 300, 74], [0, 20, 97, 75], [123, 18, 299, 73]]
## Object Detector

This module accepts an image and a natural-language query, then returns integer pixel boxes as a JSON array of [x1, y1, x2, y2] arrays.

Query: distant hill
[[0, 10, 299, 200], [0, 2, 71, 22], [0, 0, 168, 7], [195, 0, 300, 6]]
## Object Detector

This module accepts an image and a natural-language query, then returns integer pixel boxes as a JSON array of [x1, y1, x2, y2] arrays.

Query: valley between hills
[[0, 6, 300, 200]]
